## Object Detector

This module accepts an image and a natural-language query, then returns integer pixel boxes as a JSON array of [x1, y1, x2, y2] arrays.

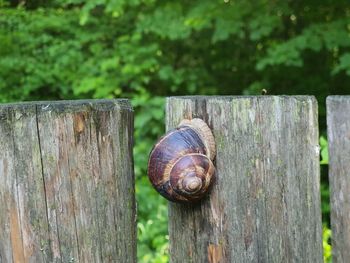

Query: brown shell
[[147, 118, 216, 203]]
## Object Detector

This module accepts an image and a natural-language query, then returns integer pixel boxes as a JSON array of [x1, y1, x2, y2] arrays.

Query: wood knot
[[208, 244, 223, 263], [74, 114, 85, 134]]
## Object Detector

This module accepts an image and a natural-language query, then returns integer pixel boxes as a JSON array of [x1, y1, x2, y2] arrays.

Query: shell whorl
[[183, 177, 202, 192], [169, 153, 214, 200], [179, 118, 216, 161], [147, 118, 216, 203]]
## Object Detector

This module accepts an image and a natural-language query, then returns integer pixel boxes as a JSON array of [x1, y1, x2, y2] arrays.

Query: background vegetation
[[1, 0, 349, 261]]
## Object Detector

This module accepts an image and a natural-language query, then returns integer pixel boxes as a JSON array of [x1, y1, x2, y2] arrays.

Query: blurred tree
[[1, 0, 349, 261]]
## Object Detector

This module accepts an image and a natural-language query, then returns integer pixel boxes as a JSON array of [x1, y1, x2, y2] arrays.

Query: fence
[[327, 96, 350, 263], [0, 100, 135, 263], [0, 96, 348, 262]]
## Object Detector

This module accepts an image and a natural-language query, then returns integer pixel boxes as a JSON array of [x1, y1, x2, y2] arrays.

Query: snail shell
[[147, 118, 216, 203]]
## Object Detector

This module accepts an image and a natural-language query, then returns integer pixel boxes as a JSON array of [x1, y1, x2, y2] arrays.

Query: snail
[[147, 118, 216, 203]]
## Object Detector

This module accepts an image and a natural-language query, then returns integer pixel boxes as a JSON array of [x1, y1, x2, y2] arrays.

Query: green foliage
[[257, 19, 350, 70], [1, 0, 350, 261], [320, 136, 329, 165], [323, 225, 332, 263], [333, 53, 350, 76], [320, 136, 331, 223]]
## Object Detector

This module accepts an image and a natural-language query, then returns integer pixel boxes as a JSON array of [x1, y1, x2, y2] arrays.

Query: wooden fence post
[[167, 96, 323, 263], [0, 100, 136, 263], [327, 96, 350, 263]]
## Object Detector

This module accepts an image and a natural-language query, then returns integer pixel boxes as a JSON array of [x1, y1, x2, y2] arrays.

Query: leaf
[[249, 15, 280, 41], [333, 53, 350, 76], [212, 18, 244, 42], [137, 3, 191, 40], [320, 136, 329, 165]]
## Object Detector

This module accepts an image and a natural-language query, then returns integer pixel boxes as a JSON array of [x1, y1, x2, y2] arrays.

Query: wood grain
[[0, 100, 135, 263], [167, 96, 323, 263], [327, 96, 350, 263]]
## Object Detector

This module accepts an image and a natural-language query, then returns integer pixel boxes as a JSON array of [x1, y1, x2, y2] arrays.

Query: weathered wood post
[[0, 100, 135, 263], [167, 96, 323, 263], [327, 96, 350, 263]]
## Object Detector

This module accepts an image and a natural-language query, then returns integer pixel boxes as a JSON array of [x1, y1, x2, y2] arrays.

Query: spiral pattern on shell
[[147, 118, 216, 203]]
